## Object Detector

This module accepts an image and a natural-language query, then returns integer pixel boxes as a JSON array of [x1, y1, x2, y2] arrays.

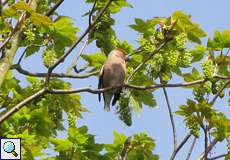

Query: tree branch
[[2, 0, 9, 6], [126, 21, 176, 83], [88, 0, 97, 27], [45, 0, 64, 17], [0, 32, 21, 87], [0, 88, 46, 124], [45, 0, 113, 86], [197, 138, 218, 160], [17, 44, 45, 65], [186, 137, 197, 160], [210, 80, 230, 105], [208, 154, 228, 160], [0, 0, 2, 16], [12, 64, 99, 79], [67, 40, 88, 74], [47, 79, 211, 95], [0, 10, 27, 51], [161, 78, 177, 151], [126, 41, 167, 82], [0, 0, 38, 88], [213, 74, 230, 80], [0, 75, 227, 125], [203, 126, 208, 160], [170, 133, 192, 160], [11, 63, 230, 81]]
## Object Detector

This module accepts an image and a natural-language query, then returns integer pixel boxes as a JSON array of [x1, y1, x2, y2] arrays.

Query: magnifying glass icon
[[3, 141, 18, 157]]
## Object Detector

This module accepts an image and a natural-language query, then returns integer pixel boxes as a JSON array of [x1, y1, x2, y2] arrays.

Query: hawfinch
[[98, 49, 129, 111]]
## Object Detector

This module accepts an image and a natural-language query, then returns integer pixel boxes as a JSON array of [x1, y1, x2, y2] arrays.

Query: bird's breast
[[102, 61, 126, 88]]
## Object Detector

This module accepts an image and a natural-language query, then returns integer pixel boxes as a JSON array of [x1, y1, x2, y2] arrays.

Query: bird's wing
[[98, 65, 104, 102], [112, 90, 121, 106]]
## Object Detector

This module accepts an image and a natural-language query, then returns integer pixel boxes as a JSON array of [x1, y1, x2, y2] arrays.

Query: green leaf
[[222, 30, 230, 48], [130, 95, 141, 115], [131, 90, 157, 110], [183, 68, 200, 82], [116, 40, 134, 54], [113, 131, 127, 146], [109, 0, 133, 14], [190, 45, 206, 62], [128, 132, 159, 160], [49, 16, 79, 52], [2, 1, 33, 18], [2, 8, 20, 18], [68, 127, 88, 145], [30, 13, 53, 28], [191, 68, 200, 78], [172, 11, 206, 43], [81, 52, 106, 68], [50, 138, 72, 151], [129, 18, 159, 38], [207, 30, 230, 50], [12, 1, 34, 13], [26, 76, 40, 85]]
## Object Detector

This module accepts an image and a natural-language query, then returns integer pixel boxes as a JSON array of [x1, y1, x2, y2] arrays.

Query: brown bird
[[98, 49, 129, 111]]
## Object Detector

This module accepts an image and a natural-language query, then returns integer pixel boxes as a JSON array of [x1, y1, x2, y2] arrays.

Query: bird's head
[[114, 48, 131, 62]]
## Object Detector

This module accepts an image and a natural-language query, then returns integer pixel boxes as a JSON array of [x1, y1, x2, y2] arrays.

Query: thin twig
[[11, 64, 230, 80], [126, 41, 167, 82], [73, 64, 88, 74], [160, 77, 177, 151], [0, 76, 227, 124], [0, 12, 26, 50], [48, 81, 206, 94], [12, 64, 99, 79], [170, 133, 192, 160], [88, 0, 97, 26], [0, 88, 46, 124], [213, 74, 230, 80], [17, 49, 27, 65], [2, 0, 9, 6], [17, 44, 45, 65], [126, 20, 176, 83], [208, 154, 227, 160], [45, 0, 113, 86], [210, 80, 230, 105], [67, 40, 88, 74], [69, 145, 75, 160], [47, 78, 210, 94], [0, 0, 2, 16], [197, 138, 218, 160], [221, 48, 230, 65], [45, 0, 64, 17], [0, 0, 33, 50], [186, 137, 197, 160], [203, 126, 208, 160]]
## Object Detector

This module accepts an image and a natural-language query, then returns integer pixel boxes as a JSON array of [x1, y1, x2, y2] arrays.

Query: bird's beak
[[125, 55, 131, 62]]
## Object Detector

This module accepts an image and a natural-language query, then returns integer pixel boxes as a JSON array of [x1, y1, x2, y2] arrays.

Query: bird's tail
[[103, 92, 113, 112], [104, 102, 110, 112]]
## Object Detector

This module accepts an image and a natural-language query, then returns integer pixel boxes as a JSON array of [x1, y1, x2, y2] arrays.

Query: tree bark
[[0, 0, 38, 88], [0, 32, 20, 87]]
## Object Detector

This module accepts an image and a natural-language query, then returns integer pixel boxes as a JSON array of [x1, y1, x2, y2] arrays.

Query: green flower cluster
[[117, 92, 132, 126], [23, 28, 36, 44], [202, 59, 215, 78], [175, 33, 187, 50], [37, 0, 49, 13], [140, 38, 156, 53], [148, 32, 192, 80], [167, 50, 180, 68], [42, 49, 57, 68], [193, 81, 212, 102], [186, 116, 200, 137]]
